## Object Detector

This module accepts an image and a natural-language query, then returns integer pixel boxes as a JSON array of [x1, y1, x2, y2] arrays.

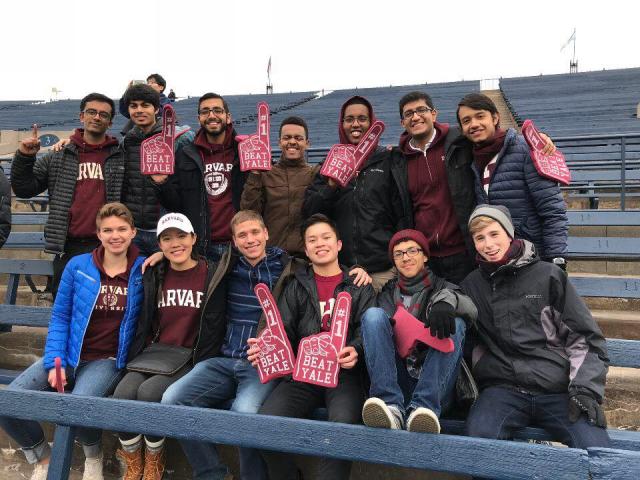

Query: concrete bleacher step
[[479, 90, 518, 130], [593, 310, 640, 340]]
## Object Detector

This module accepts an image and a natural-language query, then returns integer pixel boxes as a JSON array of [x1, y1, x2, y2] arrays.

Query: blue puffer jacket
[[43, 253, 145, 371], [472, 128, 568, 258]]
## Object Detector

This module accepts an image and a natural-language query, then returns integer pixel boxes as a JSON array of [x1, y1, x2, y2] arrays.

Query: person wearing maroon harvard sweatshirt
[[153, 92, 247, 262], [11, 93, 124, 296]]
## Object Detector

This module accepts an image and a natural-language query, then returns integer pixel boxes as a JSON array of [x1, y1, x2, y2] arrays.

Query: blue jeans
[[361, 307, 466, 417], [465, 386, 611, 449], [0, 358, 122, 463], [162, 357, 277, 480], [206, 242, 230, 263], [132, 229, 159, 257]]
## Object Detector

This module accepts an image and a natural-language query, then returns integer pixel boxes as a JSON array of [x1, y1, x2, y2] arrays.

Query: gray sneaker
[[30, 463, 49, 480], [82, 452, 104, 480], [406, 407, 441, 434], [362, 397, 404, 429]]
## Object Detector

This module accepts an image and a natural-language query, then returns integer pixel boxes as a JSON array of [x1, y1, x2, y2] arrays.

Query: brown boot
[[116, 447, 143, 480], [143, 446, 166, 480]]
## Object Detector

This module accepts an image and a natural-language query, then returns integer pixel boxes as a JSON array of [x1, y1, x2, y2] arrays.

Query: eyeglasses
[[281, 135, 306, 142], [402, 106, 434, 120], [198, 107, 226, 117], [83, 109, 111, 120], [343, 115, 370, 124], [392, 246, 423, 259]]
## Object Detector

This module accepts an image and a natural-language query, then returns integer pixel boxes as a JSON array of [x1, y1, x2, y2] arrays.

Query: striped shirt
[[482, 154, 499, 194]]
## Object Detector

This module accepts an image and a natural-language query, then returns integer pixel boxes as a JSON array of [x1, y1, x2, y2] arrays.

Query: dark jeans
[[206, 241, 230, 263], [259, 370, 365, 480], [428, 251, 475, 285], [52, 237, 99, 298], [465, 386, 611, 449], [113, 366, 190, 442]]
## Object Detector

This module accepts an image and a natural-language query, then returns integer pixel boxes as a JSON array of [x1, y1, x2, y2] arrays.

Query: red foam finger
[[54, 357, 64, 393]]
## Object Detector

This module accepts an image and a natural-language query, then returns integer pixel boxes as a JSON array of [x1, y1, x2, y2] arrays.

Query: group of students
[[3, 80, 611, 480]]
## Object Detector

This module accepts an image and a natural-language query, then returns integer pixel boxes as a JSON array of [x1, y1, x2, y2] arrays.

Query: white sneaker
[[362, 397, 404, 429], [30, 463, 49, 480], [82, 452, 104, 480], [406, 407, 441, 434]]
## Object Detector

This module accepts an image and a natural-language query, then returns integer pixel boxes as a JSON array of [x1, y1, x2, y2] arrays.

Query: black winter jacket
[[154, 132, 247, 254], [0, 167, 11, 248], [128, 248, 299, 365], [303, 147, 412, 273], [277, 264, 376, 360], [11, 145, 124, 254], [122, 123, 166, 230], [461, 242, 608, 401]]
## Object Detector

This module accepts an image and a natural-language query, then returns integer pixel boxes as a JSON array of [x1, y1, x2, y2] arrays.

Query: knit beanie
[[468, 204, 515, 238], [388, 229, 430, 260]]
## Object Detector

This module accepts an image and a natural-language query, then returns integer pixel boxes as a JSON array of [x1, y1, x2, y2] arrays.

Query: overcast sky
[[1, 0, 638, 101]]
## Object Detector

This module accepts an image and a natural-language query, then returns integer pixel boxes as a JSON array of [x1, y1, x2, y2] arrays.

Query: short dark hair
[[123, 84, 160, 110], [80, 93, 115, 119], [146, 73, 166, 92], [343, 96, 371, 116], [398, 91, 435, 118], [198, 92, 230, 113], [456, 93, 499, 126], [301, 213, 340, 241], [279, 116, 308, 139]]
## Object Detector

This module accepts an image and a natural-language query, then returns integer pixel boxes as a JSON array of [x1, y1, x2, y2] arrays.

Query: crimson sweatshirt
[[400, 123, 466, 257], [68, 129, 119, 238]]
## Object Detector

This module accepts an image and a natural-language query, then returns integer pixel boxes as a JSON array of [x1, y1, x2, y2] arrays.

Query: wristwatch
[[552, 257, 567, 270]]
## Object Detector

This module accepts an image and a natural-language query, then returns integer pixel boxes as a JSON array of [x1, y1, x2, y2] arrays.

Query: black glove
[[425, 302, 456, 339], [568, 393, 607, 428]]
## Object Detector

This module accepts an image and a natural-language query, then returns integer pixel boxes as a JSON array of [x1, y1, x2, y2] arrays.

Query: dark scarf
[[393, 268, 432, 317], [472, 128, 507, 173], [477, 239, 524, 274]]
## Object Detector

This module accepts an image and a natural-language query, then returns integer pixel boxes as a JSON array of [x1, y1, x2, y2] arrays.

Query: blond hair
[[230, 210, 266, 235], [469, 215, 498, 236], [96, 202, 135, 229]]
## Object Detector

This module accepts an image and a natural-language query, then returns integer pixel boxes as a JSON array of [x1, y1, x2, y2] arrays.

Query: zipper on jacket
[[75, 271, 102, 372]]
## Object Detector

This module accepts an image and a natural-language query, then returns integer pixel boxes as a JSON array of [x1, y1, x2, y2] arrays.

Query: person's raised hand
[[18, 124, 41, 156]]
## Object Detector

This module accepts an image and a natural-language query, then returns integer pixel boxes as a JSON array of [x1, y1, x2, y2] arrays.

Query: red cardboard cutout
[[392, 306, 454, 358], [254, 283, 296, 383], [293, 292, 351, 388], [140, 105, 176, 175], [320, 120, 385, 187], [239, 102, 272, 171], [54, 356, 64, 393], [521, 119, 571, 185]]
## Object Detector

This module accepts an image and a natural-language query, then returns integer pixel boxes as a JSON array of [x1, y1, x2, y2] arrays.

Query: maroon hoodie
[[81, 244, 140, 361], [195, 125, 236, 242], [68, 129, 119, 239], [400, 122, 466, 257]]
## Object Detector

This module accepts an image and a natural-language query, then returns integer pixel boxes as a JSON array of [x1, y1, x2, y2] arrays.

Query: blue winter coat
[[43, 253, 145, 371], [471, 129, 568, 258]]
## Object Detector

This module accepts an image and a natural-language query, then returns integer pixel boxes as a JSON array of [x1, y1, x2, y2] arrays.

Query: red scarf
[[477, 239, 524, 274], [472, 129, 507, 173]]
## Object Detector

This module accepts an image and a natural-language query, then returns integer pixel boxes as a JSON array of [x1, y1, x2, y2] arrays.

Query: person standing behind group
[[153, 92, 246, 262], [304, 96, 412, 290], [11, 93, 123, 296], [0, 203, 144, 480], [241, 116, 318, 257], [0, 165, 11, 249], [456, 93, 568, 264]]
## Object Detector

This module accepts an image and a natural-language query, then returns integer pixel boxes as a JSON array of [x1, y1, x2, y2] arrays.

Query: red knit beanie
[[388, 229, 430, 260]]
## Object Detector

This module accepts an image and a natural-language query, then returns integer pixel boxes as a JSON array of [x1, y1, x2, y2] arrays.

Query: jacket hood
[[70, 129, 119, 150], [194, 123, 236, 153], [338, 96, 377, 145], [399, 122, 449, 156]]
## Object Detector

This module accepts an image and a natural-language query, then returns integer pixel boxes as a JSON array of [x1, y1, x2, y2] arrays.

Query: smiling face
[[80, 100, 113, 136], [198, 97, 231, 139], [158, 228, 197, 267], [304, 221, 342, 267], [96, 216, 136, 256], [458, 105, 500, 144], [472, 220, 512, 262], [392, 240, 427, 278], [232, 220, 269, 265], [342, 103, 371, 145], [279, 123, 309, 162], [128, 99, 158, 129], [400, 99, 437, 141]]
